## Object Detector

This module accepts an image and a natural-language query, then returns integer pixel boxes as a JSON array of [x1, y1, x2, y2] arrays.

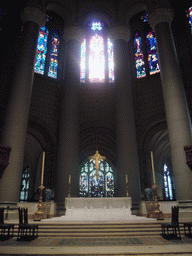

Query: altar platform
[[43, 197, 156, 222]]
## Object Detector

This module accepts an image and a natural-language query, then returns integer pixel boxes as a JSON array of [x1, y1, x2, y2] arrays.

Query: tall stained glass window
[[35, 26, 48, 75], [79, 159, 114, 197], [134, 31, 146, 78], [80, 39, 86, 83], [48, 30, 60, 78], [146, 30, 160, 75], [80, 21, 114, 83], [163, 164, 173, 200], [35, 25, 60, 79], [134, 12, 160, 79], [20, 167, 30, 202], [108, 38, 114, 82], [187, 6, 192, 32], [89, 35, 105, 82]]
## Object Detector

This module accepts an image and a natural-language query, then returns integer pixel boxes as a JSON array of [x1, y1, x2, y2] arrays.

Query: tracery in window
[[20, 167, 30, 202], [80, 21, 114, 83], [79, 159, 114, 197]]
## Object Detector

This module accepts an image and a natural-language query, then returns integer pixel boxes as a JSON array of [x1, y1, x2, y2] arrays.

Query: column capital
[[148, 8, 174, 29], [21, 6, 46, 28], [63, 26, 84, 43], [110, 25, 131, 42]]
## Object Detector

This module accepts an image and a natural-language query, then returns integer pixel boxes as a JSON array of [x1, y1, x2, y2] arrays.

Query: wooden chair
[[0, 208, 14, 240], [17, 207, 38, 241], [161, 206, 181, 240], [184, 222, 192, 238]]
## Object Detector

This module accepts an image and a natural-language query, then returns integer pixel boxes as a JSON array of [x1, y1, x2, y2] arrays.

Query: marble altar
[[42, 197, 156, 222]]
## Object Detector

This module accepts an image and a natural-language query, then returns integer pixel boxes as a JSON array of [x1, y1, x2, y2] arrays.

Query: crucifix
[[88, 150, 106, 178]]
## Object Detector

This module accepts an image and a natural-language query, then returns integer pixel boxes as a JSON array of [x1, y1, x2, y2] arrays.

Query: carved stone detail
[[110, 25, 131, 42], [148, 8, 174, 29], [63, 26, 84, 43], [21, 6, 46, 28], [184, 145, 192, 171], [0, 145, 11, 179]]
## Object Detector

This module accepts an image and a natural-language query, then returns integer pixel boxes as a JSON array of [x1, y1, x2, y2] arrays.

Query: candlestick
[[41, 152, 45, 186], [126, 174, 128, 183], [151, 151, 156, 184], [69, 175, 71, 184]]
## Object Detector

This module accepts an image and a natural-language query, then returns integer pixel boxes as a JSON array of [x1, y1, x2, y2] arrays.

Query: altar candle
[[126, 174, 128, 183], [41, 151, 45, 185], [69, 175, 71, 184], [151, 151, 156, 184]]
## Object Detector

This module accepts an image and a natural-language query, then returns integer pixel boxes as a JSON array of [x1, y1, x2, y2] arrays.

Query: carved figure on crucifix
[[88, 150, 106, 178]]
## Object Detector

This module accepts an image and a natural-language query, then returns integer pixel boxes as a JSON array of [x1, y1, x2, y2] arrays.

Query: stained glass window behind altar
[[35, 26, 49, 75], [48, 30, 60, 78], [79, 159, 114, 197]]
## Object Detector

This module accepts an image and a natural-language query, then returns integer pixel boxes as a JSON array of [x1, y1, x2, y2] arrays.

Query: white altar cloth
[[42, 197, 156, 222], [65, 197, 132, 221]]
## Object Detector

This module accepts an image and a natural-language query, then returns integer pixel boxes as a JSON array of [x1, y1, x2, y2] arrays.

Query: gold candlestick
[[34, 152, 46, 221], [125, 175, 129, 197], [34, 185, 45, 221], [68, 175, 71, 197], [151, 151, 156, 184], [152, 184, 164, 220]]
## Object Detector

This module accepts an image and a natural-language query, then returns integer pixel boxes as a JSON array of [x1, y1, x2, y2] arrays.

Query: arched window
[[187, 6, 192, 32], [34, 25, 60, 79], [20, 167, 30, 202], [80, 21, 114, 83], [163, 164, 173, 200], [134, 12, 160, 79], [134, 31, 146, 78], [79, 159, 114, 197]]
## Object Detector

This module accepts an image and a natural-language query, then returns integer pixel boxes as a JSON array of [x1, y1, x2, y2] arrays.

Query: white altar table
[[64, 197, 132, 221]]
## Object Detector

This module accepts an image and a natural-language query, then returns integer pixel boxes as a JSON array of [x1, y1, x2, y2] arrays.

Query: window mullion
[[44, 26, 53, 76]]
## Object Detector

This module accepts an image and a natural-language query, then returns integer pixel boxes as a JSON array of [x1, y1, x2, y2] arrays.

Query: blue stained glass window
[[163, 164, 173, 200], [48, 30, 60, 78], [80, 39, 86, 82], [20, 167, 30, 202], [146, 30, 160, 75], [187, 6, 192, 31], [134, 31, 146, 78], [35, 26, 49, 75], [108, 38, 114, 83]]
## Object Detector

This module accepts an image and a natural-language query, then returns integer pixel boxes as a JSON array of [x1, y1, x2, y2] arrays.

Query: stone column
[[55, 27, 83, 216], [149, 8, 192, 200], [111, 26, 141, 210], [0, 5, 46, 202]]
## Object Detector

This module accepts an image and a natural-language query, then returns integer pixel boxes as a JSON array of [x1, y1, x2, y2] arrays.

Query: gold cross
[[88, 150, 106, 178]]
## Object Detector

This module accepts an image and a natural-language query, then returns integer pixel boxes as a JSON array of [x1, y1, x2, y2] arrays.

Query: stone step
[[8, 222, 188, 238]]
